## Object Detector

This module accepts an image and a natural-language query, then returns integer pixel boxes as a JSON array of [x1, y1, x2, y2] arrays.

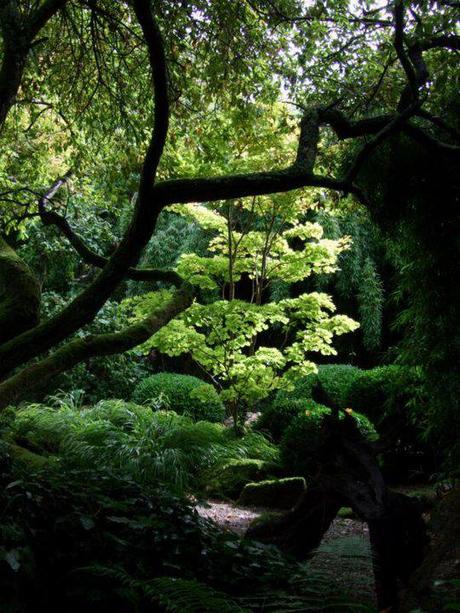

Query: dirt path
[[195, 500, 262, 535], [195, 499, 370, 542], [195, 500, 376, 605]]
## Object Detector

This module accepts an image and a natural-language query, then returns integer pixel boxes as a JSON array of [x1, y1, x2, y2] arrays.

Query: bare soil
[[195, 499, 376, 605]]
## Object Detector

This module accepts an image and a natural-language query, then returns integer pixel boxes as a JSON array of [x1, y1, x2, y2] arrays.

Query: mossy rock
[[337, 506, 356, 519], [238, 477, 306, 509], [8, 442, 52, 469], [206, 459, 278, 499]]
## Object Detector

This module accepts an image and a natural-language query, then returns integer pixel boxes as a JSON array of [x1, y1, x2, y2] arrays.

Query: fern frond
[[87, 566, 246, 613]]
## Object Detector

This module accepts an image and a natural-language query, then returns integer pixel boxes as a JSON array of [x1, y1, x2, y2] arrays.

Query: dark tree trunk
[[247, 486, 342, 558], [0, 40, 27, 130], [246, 415, 427, 611]]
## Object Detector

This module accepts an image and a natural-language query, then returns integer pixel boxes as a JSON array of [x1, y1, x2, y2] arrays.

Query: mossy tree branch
[[0, 285, 194, 410]]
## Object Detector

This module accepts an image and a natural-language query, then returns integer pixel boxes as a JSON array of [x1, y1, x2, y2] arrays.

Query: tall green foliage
[[126, 195, 358, 428], [358, 131, 460, 469]]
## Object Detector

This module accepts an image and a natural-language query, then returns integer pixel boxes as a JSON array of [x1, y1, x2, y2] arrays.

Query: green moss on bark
[[238, 477, 306, 509], [0, 238, 41, 344]]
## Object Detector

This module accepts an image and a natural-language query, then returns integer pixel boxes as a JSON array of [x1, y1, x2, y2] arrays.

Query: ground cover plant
[[2, 396, 276, 494], [0, 400, 379, 612]]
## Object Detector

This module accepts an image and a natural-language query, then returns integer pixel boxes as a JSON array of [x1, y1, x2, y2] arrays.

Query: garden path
[[195, 500, 376, 605]]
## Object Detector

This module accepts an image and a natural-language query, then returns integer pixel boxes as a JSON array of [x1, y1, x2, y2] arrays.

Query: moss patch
[[238, 477, 306, 509], [206, 459, 279, 500], [0, 237, 40, 344]]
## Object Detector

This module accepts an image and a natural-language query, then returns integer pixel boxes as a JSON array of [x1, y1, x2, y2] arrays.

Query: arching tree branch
[[0, 0, 171, 379], [418, 34, 460, 51], [29, 0, 69, 38], [156, 168, 362, 207], [37, 173, 182, 286], [0, 285, 194, 410], [40, 209, 183, 285]]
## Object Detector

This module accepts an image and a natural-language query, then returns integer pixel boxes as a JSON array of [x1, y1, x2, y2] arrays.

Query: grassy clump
[[3, 398, 278, 495]]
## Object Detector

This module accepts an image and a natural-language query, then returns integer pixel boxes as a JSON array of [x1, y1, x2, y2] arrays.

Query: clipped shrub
[[255, 398, 306, 442], [347, 365, 401, 420], [132, 373, 225, 422], [238, 477, 306, 509], [205, 458, 279, 499], [316, 364, 362, 409], [273, 364, 361, 410], [280, 401, 376, 478], [347, 365, 431, 480], [274, 372, 318, 404]]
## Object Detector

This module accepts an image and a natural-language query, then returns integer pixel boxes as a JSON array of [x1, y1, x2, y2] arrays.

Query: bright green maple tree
[[127, 192, 358, 430]]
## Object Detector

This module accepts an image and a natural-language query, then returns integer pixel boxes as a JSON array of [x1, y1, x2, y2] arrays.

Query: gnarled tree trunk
[[247, 415, 427, 611]]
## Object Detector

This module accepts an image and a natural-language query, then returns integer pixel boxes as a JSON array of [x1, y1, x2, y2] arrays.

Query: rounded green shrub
[[274, 373, 318, 404], [346, 365, 429, 480], [132, 373, 225, 422], [316, 364, 362, 409], [280, 401, 376, 477], [347, 365, 403, 421], [273, 364, 362, 410], [260, 365, 363, 443], [255, 398, 306, 442]]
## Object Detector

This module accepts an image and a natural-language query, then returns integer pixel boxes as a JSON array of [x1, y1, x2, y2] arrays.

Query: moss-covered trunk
[[0, 238, 41, 344]]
